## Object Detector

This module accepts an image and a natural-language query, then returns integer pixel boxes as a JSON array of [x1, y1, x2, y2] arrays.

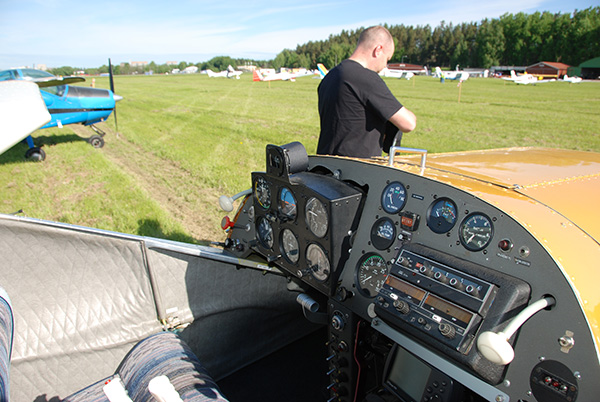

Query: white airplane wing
[[0, 80, 51, 156]]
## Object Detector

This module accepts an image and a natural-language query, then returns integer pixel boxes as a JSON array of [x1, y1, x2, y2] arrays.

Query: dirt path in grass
[[71, 124, 227, 244]]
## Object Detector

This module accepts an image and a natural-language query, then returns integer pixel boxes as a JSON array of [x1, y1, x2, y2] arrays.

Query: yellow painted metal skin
[[369, 147, 600, 351]]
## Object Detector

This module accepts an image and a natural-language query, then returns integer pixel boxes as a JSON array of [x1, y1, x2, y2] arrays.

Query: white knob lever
[[477, 296, 555, 365], [219, 188, 251, 212]]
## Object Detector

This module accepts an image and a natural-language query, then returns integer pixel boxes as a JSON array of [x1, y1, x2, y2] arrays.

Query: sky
[[0, 0, 597, 70]]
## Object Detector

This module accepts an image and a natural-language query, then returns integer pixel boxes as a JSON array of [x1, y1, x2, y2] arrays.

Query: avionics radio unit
[[375, 247, 497, 354]]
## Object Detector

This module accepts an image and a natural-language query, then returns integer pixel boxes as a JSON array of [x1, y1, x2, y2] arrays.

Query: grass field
[[1, 73, 599, 244]]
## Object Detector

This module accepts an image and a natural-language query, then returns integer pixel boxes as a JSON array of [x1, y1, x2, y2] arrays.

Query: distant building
[[526, 62, 570, 78], [579, 57, 600, 79], [182, 66, 198, 74], [130, 61, 149, 68], [490, 66, 527, 77], [387, 63, 427, 74], [166, 61, 179, 66]]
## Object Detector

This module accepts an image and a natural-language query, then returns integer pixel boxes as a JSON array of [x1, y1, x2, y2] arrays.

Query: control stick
[[477, 296, 555, 365], [219, 188, 251, 212]]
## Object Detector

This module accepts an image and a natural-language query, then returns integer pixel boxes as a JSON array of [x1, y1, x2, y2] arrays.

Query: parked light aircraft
[[252, 68, 315, 82], [563, 74, 583, 83], [434, 66, 469, 81], [501, 70, 556, 85], [1, 130, 599, 402], [206, 65, 243, 79], [380, 67, 414, 80], [0, 64, 122, 161]]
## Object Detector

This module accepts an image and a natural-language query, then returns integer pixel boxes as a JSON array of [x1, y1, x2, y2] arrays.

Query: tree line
[[49, 7, 599, 76], [288, 7, 599, 70]]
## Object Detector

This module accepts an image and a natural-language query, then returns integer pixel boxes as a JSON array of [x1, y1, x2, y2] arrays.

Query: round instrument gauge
[[306, 243, 330, 281], [459, 213, 493, 251], [281, 228, 300, 264], [427, 198, 458, 234], [356, 253, 389, 298], [278, 187, 297, 220], [254, 177, 271, 209], [305, 197, 328, 238], [381, 182, 407, 214], [256, 216, 274, 249], [370, 217, 397, 250]]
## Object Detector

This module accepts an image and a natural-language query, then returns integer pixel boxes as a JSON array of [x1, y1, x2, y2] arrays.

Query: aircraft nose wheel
[[88, 135, 105, 148], [25, 147, 46, 162]]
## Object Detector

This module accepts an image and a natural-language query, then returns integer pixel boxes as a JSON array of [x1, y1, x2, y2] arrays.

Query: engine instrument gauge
[[305, 197, 328, 238], [381, 182, 407, 214], [254, 177, 271, 210], [459, 213, 493, 251], [278, 187, 297, 220], [306, 243, 330, 281], [427, 198, 458, 233], [256, 216, 274, 249], [356, 253, 389, 298], [281, 228, 299, 264], [370, 217, 397, 250]]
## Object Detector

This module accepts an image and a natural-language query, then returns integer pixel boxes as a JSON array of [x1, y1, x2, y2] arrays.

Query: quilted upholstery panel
[[147, 248, 319, 380], [0, 218, 162, 401]]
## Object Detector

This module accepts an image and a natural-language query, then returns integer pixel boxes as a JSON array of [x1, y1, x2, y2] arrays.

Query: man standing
[[317, 26, 417, 158]]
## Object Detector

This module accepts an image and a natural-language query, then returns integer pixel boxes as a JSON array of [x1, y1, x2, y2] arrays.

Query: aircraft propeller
[[108, 58, 120, 134]]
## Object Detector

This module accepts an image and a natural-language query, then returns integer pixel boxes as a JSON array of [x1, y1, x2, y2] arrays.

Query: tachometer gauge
[[427, 198, 458, 234], [459, 213, 493, 251], [370, 217, 396, 250], [256, 216, 274, 249], [381, 182, 407, 214], [305, 197, 328, 238], [278, 187, 297, 220], [356, 253, 389, 298], [281, 228, 299, 264], [306, 243, 330, 281], [254, 177, 271, 209]]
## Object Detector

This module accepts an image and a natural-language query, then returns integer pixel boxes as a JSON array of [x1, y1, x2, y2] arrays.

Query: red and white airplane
[[252, 68, 315, 82]]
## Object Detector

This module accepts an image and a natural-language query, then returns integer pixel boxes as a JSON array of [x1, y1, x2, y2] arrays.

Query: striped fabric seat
[[64, 331, 229, 402], [0, 288, 13, 402]]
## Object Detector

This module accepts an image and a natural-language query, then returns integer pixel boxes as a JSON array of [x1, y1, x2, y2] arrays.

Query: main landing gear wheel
[[25, 147, 46, 162], [88, 135, 105, 148]]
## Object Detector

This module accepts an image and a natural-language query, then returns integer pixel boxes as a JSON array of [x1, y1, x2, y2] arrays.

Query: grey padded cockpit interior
[[0, 215, 315, 401]]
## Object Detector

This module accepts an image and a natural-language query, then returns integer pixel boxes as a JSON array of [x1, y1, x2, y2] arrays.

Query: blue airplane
[[0, 63, 122, 161]]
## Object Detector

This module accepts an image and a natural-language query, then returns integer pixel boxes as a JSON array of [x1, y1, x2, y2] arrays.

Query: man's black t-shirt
[[317, 59, 403, 157]]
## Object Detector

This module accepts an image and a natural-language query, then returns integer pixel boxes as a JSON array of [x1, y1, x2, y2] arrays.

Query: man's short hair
[[357, 26, 393, 49]]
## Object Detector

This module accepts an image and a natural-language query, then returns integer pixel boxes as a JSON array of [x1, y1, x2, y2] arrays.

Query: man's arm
[[389, 106, 417, 133]]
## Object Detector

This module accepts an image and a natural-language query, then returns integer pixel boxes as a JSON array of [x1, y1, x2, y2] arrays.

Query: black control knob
[[433, 271, 448, 283], [393, 300, 410, 314], [465, 284, 480, 297], [439, 323, 456, 339], [449, 277, 465, 291], [331, 314, 345, 331], [419, 265, 433, 277]]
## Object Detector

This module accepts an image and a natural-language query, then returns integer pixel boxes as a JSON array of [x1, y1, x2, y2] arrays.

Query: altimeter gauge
[[305, 197, 328, 238]]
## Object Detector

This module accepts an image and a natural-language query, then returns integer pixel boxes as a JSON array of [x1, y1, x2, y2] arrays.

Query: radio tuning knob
[[439, 323, 456, 339], [393, 300, 410, 314], [433, 271, 449, 284], [449, 277, 465, 291]]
